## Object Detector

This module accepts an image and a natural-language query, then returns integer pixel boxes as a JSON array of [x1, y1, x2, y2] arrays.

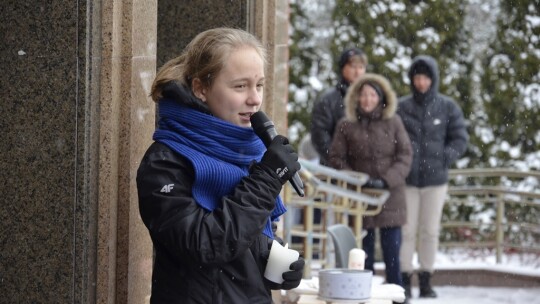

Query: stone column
[[0, 0, 156, 303], [92, 1, 156, 303], [247, 2, 291, 302], [248, 0, 290, 134]]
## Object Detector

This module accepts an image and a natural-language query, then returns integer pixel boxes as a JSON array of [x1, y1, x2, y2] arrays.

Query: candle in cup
[[348, 248, 366, 270]]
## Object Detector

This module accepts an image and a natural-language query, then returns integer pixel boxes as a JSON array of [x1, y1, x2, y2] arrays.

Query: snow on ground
[[383, 249, 540, 303], [312, 245, 540, 303], [434, 248, 540, 276], [408, 286, 540, 304]]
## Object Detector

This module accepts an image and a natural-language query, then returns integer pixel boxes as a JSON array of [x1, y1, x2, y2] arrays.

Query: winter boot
[[418, 271, 437, 298], [401, 272, 412, 299]]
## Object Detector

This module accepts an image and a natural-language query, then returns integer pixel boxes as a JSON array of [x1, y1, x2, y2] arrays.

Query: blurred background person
[[328, 73, 412, 294], [397, 55, 469, 300], [311, 48, 368, 166]]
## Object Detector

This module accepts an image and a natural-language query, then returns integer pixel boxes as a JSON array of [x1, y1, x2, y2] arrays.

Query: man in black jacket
[[397, 55, 469, 300], [310, 48, 368, 165]]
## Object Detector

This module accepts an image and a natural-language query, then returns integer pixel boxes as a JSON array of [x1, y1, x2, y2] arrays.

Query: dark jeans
[[362, 226, 403, 286]]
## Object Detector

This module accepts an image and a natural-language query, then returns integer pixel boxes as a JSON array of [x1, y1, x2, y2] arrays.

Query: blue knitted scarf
[[153, 99, 286, 238]]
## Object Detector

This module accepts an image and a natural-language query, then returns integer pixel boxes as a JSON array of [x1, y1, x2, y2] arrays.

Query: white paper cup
[[264, 240, 300, 284]]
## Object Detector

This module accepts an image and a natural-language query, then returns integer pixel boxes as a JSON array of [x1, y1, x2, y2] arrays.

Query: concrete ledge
[[431, 268, 540, 288], [375, 268, 540, 288]]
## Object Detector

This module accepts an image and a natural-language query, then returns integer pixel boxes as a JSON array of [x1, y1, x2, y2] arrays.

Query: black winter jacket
[[310, 79, 349, 165], [397, 55, 469, 187], [137, 83, 283, 304]]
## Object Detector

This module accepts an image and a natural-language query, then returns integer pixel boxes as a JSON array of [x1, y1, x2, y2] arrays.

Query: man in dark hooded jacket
[[397, 55, 469, 300], [310, 48, 368, 165]]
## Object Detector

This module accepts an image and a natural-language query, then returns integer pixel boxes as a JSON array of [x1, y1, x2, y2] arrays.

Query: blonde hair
[[151, 28, 267, 102]]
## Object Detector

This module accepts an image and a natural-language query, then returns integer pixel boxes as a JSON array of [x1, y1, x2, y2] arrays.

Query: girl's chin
[[230, 120, 250, 128], [238, 118, 252, 127]]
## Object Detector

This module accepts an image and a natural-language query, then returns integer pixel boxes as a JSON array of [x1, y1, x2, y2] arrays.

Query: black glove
[[281, 258, 305, 289], [260, 135, 300, 184], [364, 178, 388, 189], [264, 256, 305, 290]]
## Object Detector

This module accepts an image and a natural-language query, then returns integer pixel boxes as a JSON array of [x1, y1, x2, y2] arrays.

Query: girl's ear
[[191, 78, 206, 102]]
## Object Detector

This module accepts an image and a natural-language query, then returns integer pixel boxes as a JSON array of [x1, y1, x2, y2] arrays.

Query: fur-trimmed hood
[[344, 73, 397, 122]]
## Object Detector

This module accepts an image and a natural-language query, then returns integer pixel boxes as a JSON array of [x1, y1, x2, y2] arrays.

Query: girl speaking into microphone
[[136, 27, 304, 303]]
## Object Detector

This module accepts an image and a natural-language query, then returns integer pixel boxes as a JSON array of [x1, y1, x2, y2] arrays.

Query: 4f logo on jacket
[[160, 184, 174, 193]]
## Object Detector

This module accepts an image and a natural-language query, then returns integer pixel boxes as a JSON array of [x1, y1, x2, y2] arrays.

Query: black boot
[[418, 271, 437, 298], [401, 272, 412, 299]]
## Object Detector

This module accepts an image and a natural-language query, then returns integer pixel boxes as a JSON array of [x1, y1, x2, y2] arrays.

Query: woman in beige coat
[[328, 73, 412, 288]]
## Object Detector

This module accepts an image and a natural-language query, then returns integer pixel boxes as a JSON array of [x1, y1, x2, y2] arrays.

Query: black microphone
[[251, 111, 305, 197]]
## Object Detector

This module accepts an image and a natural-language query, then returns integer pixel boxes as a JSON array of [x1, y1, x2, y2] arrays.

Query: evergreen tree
[[331, 0, 475, 166], [286, 0, 539, 257], [288, 0, 539, 169], [479, 0, 540, 169], [332, 0, 473, 101], [288, 1, 336, 147]]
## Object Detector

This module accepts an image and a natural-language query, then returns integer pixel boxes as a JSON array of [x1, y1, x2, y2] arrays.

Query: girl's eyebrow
[[228, 76, 265, 84]]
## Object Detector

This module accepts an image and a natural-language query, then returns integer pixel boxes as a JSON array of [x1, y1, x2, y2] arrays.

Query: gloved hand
[[264, 257, 305, 290], [260, 135, 300, 184], [281, 258, 305, 289], [364, 178, 388, 189]]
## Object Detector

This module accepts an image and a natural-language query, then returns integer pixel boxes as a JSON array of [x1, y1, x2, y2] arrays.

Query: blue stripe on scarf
[[153, 99, 286, 238]]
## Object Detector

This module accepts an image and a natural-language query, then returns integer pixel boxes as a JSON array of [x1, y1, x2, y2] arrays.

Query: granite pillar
[[1, 1, 94, 302], [0, 0, 156, 303], [94, 1, 157, 303]]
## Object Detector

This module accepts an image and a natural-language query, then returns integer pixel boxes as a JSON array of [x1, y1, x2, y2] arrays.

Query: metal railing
[[442, 168, 540, 263], [282, 159, 390, 277], [282, 163, 539, 277]]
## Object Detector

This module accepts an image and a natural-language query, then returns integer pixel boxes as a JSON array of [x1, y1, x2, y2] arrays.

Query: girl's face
[[357, 84, 380, 113], [195, 46, 265, 127]]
